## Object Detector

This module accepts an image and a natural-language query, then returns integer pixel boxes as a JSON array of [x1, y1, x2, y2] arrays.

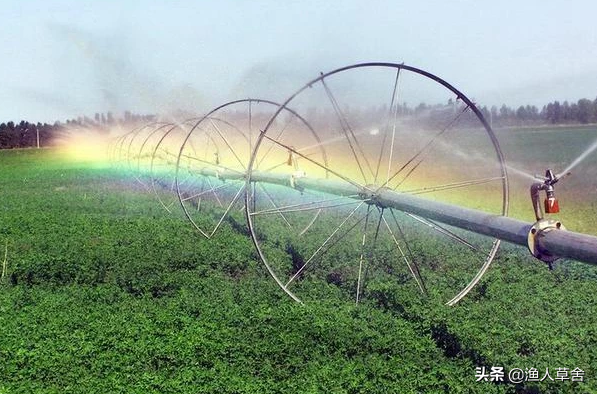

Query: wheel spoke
[[202, 132, 211, 161], [382, 210, 427, 295], [208, 118, 246, 170], [259, 151, 319, 174], [384, 103, 471, 188], [262, 134, 372, 192], [157, 147, 178, 160], [250, 196, 364, 216], [256, 113, 295, 170], [389, 209, 427, 294], [361, 207, 385, 294], [200, 129, 222, 166], [404, 212, 478, 251], [205, 177, 224, 208], [164, 198, 177, 210], [285, 201, 366, 287], [188, 136, 202, 158], [251, 195, 359, 214], [299, 209, 322, 236], [180, 181, 236, 202], [373, 67, 401, 184], [356, 205, 373, 304], [321, 78, 374, 182], [181, 154, 245, 175], [401, 176, 505, 195], [210, 184, 246, 237], [257, 183, 293, 228], [248, 100, 253, 155], [296, 129, 369, 154], [175, 171, 194, 190]]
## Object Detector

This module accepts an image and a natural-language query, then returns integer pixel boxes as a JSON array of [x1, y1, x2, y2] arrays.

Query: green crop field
[[1, 126, 597, 393]]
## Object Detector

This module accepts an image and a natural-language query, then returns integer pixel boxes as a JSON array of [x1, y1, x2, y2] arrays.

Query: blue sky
[[1, 0, 596, 122]]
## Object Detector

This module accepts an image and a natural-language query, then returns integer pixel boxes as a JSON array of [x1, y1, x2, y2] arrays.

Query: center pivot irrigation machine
[[109, 62, 597, 306]]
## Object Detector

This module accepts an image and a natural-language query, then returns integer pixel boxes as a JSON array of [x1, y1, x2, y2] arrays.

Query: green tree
[[516, 105, 528, 122], [577, 98, 592, 124]]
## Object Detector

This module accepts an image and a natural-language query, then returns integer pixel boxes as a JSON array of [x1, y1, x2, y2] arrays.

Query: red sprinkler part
[[530, 169, 562, 220], [529, 169, 567, 267], [544, 196, 559, 214]]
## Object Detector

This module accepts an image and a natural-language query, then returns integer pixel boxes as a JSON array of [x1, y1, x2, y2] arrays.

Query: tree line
[[305, 96, 597, 130], [0, 121, 59, 149], [384, 97, 597, 128], [1, 98, 596, 150], [479, 97, 597, 127], [64, 111, 156, 128], [0, 111, 156, 149]]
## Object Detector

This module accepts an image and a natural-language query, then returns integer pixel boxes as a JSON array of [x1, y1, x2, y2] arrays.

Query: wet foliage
[[0, 147, 596, 393]]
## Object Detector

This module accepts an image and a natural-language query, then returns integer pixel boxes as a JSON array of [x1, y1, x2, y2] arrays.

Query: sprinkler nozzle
[[530, 168, 562, 221]]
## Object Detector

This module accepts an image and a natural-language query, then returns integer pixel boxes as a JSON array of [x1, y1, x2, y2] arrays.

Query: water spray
[[108, 62, 597, 306]]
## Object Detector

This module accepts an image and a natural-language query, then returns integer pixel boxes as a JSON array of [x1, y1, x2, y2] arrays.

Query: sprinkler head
[[534, 168, 559, 186], [544, 169, 557, 185], [530, 168, 565, 220]]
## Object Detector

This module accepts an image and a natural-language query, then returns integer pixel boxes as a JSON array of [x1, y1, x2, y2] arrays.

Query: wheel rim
[[175, 99, 327, 239], [245, 63, 509, 305]]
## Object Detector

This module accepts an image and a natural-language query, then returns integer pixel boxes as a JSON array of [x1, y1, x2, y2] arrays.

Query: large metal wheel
[[110, 122, 170, 188], [109, 124, 151, 169], [175, 99, 327, 239], [144, 120, 200, 213], [245, 63, 509, 305]]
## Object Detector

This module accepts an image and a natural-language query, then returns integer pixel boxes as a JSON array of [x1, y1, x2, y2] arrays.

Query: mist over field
[[1, 1, 597, 393]]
